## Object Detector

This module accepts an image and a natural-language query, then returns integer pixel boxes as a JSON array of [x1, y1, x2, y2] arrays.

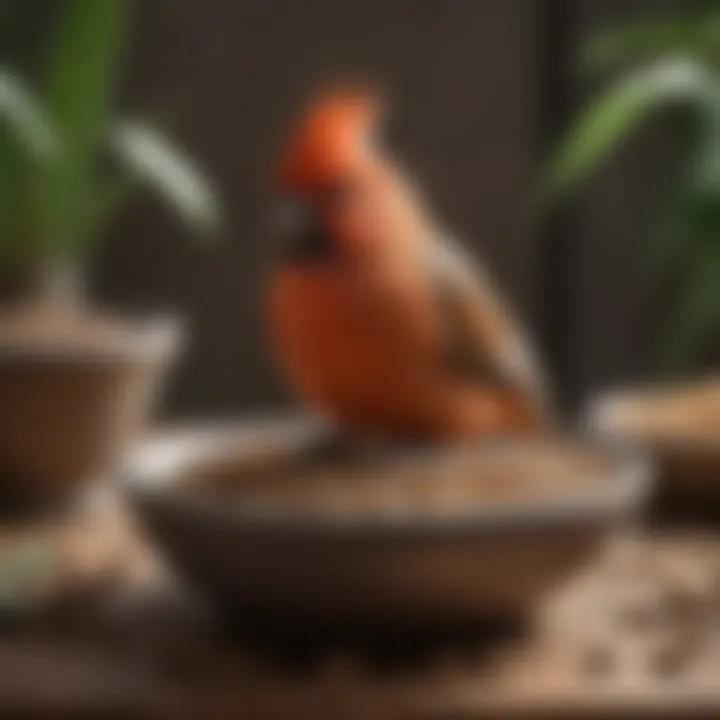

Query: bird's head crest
[[275, 83, 383, 192]]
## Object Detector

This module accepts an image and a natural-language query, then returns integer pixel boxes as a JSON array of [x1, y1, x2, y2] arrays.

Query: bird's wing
[[425, 235, 552, 415]]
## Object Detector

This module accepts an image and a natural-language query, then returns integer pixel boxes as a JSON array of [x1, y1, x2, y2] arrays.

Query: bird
[[266, 85, 551, 444]]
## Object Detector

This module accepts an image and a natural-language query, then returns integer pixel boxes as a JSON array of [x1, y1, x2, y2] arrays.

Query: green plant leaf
[[691, 0, 720, 14], [109, 120, 222, 238], [0, 131, 25, 260], [651, 147, 719, 274], [37, 0, 132, 255], [685, 113, 720, 197], [651, 204, 689, 275], [584, 16, 720, 72], [0, 0, 18, 29], [0, 69, 57, 161], [78, 174, 134, 250], [543, 57, 720, 202], [0, 69, 58, 260], [657, 246, 720, 375], [0, 540, 55, 610]]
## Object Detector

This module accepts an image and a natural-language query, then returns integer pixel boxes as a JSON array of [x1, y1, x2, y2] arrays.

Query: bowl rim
[[122, 416, 654, 537]]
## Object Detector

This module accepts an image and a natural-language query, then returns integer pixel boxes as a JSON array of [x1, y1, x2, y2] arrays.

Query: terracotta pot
[[587, 379, 720, 511], [0, 307, 181, 506]]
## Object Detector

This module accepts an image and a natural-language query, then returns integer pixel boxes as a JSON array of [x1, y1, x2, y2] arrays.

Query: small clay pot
[[0, 306, 181, 508], [587, 381, 720, 514]]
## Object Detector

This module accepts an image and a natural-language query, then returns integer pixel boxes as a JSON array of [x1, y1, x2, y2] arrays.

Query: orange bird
[[267, 87, 551, 442]]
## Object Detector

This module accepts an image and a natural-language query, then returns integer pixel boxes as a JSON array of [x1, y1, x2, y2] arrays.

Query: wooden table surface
[[2, 489, 720, 719]]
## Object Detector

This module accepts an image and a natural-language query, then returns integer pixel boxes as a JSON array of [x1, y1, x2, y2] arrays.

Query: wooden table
[[2, 491, 720, 719]]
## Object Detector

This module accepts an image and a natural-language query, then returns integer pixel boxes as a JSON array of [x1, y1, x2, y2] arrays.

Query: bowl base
[[217, 609, 528, 663]]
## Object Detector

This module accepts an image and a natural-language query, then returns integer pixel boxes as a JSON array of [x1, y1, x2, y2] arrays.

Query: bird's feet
[[302, 429, 390, 466], [303, 428, 449, 468]]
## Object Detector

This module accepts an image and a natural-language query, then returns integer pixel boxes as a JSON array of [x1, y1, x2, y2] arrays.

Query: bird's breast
[[268, 262, 437, 424]]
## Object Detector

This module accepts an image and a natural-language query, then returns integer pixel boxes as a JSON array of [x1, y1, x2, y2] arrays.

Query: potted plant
[[0, 0, 221, 505], [545, 2, 720, 505], [545, 2, 720, 376]]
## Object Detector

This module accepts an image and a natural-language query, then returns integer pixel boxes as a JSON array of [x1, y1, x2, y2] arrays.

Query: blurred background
[[2, 0, 714, 418], [3, 3, 720, 714]]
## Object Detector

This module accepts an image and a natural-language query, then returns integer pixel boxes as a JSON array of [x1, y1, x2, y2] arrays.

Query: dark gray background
[[5, 1, 682, 418]]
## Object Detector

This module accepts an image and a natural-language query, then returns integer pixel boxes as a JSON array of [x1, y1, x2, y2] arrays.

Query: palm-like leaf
[[544, 57, 720, 201], [548, 11, 720, 376], [38, 0, 132, 252], [0, 69, 57, 164], [650, 117, 720, 274], [1, 0, 222, 268], [0, 69, 57, 260], [0, 0, 18, 29], [109, 120, 222, 238], [584, 16, 720, 72], [658, 246, 720, 375]]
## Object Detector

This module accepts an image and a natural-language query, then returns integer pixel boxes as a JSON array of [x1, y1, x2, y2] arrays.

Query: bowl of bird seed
[[124, 417, 651, 628]]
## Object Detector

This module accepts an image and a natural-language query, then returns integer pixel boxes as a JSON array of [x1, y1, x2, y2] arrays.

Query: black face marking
[[284, 224, 334, 261], [273, 195, 333, 262]]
